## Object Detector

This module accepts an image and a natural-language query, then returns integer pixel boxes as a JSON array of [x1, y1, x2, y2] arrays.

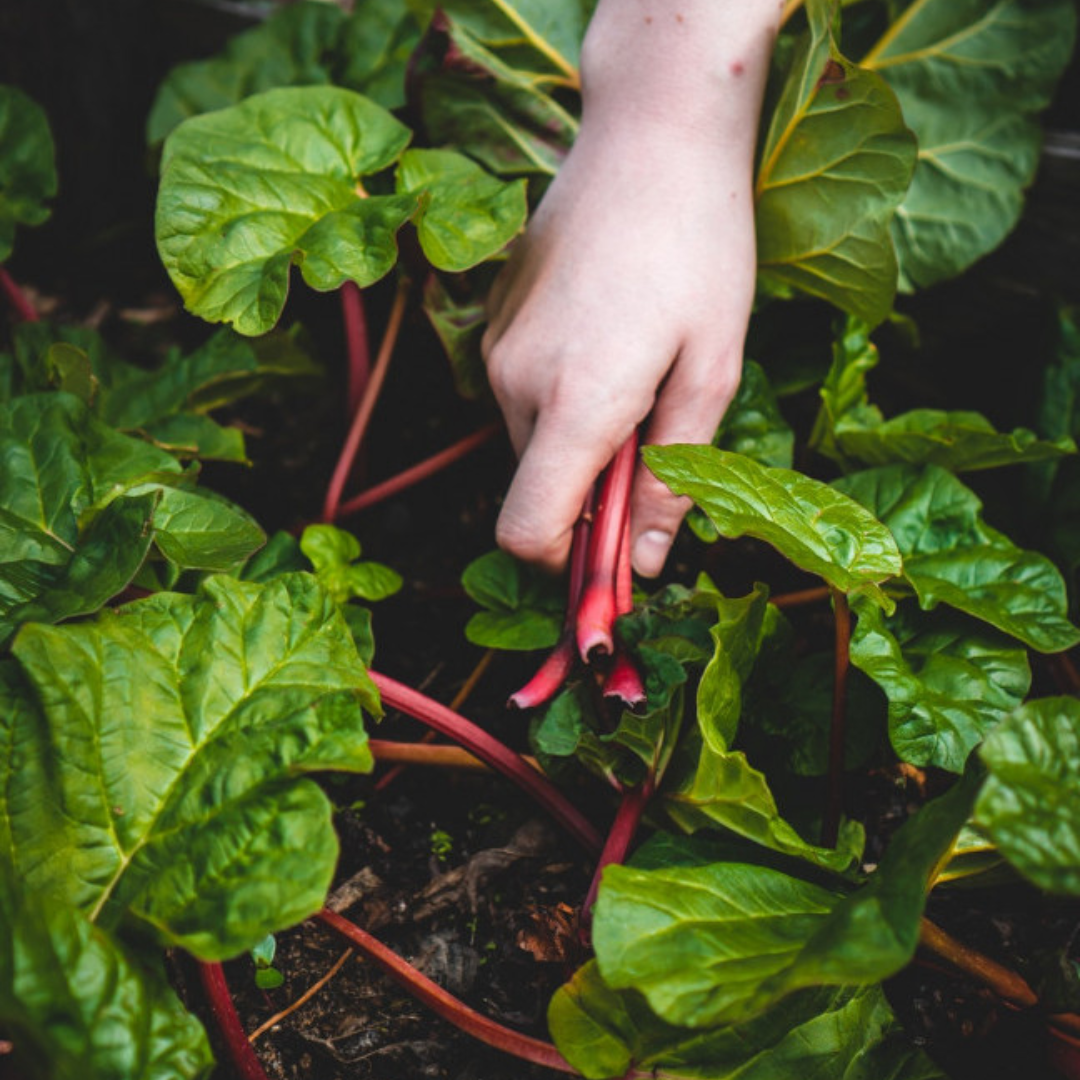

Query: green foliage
[[461, 549, 563, 649], [300, 523, 402, 603], [0, 85, 57, 261]]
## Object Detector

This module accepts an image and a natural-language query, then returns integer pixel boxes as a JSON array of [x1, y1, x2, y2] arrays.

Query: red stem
[[576, 433, 638, 660], [341, 281, 371, 416], [581, 777, 654, 928], [771, 585, 831, 609], [323, 279, 409, 523], [822, 588, 850, 848], [0, 267, 39, 323], [316, 909, 578, 1074], [370, 669, 602, 855], [336, 422, 502, 519], [196, 962, 271, 1080], [602, 650, 646, 708]]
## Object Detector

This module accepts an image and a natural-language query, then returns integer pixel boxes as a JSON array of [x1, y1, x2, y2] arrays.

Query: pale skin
[[482, 0, 782, 576]]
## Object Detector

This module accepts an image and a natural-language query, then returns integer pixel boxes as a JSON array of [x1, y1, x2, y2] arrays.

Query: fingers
[[630, 347, 743, 577]]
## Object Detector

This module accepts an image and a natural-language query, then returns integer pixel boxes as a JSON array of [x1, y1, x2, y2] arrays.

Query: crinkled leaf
[[156, 87, 416, 335], [550, 963, 942, 1080], [850, 601, 1030, 772], [836, 463, 1080, 652], [600, 769, 978, 1027], [976, 697, 1080, 895], [0, 874, 214, 1080], [661, 737, 863, 874], [2, 574, 377, 959], [396, 148, 527, 270], [861, 0, 1078, 290], [300, 523, 402, 602], [149, 486, 265, 573], [644, 445, 902, 610], [0, 85, 57, 261], [755, 1, 916, 325], [461, 549, 562, 650]]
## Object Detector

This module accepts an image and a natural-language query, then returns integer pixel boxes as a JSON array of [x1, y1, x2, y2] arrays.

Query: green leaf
[[156, 86, 416, 335], [976, 697, 1080, 895], [0, 85, 57, 261], [461, 549, 562, 650], [396, 149, 527, 271], [861, 0, 1078, 290], [755, 1, 916, 325], [850, 601, 1030, 772], [549, 963, 943, 1080], [2, 574, 377, 959], [0, 876, 214, 1080], [300, 523, 402, 602], [336, 0, 424, 109], [644, 445, 902, 610], [718, 361, 794, 470], [599, 769, 978, 1028], [836, 464, 1080, 652], [139, 413, 248, 464], [149, 486, 265, 572], [422, 273, 488, 399]]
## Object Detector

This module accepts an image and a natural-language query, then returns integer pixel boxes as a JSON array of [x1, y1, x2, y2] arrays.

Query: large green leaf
[[836, 464, 1080, 652], [549, 963, 943, 1080], [0, 872, 213, 1080], [596, 770, 978, 1028], [850, 601, 1030, 772], [156, 87, 416, 335], [861, 0, 1078, 290], [2, 573, 376, 958], [147, 1, 421, 143], [644, 445, 902, 610], [0, 85, 57, 261], [461, 548, 562, 650], [755, 0, 916, 325], [976, 697, 1080, 895]]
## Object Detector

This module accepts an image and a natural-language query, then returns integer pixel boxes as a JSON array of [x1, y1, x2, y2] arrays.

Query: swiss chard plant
[[2, 0, 1080, 1078]]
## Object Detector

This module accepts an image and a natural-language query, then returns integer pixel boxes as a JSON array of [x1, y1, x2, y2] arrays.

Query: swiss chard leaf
[[976, 697, 1080, 895], [644, 444, 902, 610], [0, 85, 57, 261], [461, 549, 562, 650], [596, 769, 979, 1028], [755, 0, 916, 326], [860, 0, 1078, 290], [717, 360, 794, 471], [850, 601, 1030, 773], [836, 464, 1080, 652], [549, 963, 943, 1080], [300, 523, 402, 602], [2, 573, 376, 959]]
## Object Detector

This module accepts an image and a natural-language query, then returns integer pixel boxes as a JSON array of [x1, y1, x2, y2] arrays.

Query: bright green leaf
[[0, 85, 57, 262], [149, 486, 265, 572], [300, 523, 402, 603], [644, 445, 902, 610], [977, 697, 1080, 895]]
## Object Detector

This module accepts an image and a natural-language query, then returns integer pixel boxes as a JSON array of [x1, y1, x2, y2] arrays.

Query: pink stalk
[[576, 434, 638, 660], [603, 517, 645, 706], [322, 279, 409, 523], [341, 281, 371, 416], [580, 776, 654, 930], [317, 909, 578, 1074], [370, 669, 602, 855], [509, 502, 594, 709], [197, 962, 271, 1080], [336, 422, 502, 519], [0, 267, 39, 323]]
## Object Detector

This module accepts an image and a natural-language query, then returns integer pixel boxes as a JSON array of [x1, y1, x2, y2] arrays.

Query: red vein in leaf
[[323, 278, 409, 523], [316, 909, 579, 1074], [370, 669, 602, 854], [577, 433, 638, 660], [341, 281, 371, 416], [336, 422, 503, 518], [197, 962, 271, 1080], [822, 588, 850, 848], [0, 268, 39, 323]]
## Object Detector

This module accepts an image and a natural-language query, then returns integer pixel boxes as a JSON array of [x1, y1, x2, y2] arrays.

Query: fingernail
[[633, 530, 672, 578]]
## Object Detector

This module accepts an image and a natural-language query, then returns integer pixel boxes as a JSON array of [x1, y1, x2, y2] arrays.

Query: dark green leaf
[[977, 697, 1080, 895], [461, 549, 562, 650], [156, 87, 416, 335], [300, 523, 402, 603], [140, 414, 247, 464], [422, 274, 488, 399], [850, 601, 1030, 772], [644, 445, 902, 610], [0, 85, 57, 261], [755, 1, 916, 325], [861, 0, 1078, 290], [718, 360, 794, 470], [2, 574, 377, 959]]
